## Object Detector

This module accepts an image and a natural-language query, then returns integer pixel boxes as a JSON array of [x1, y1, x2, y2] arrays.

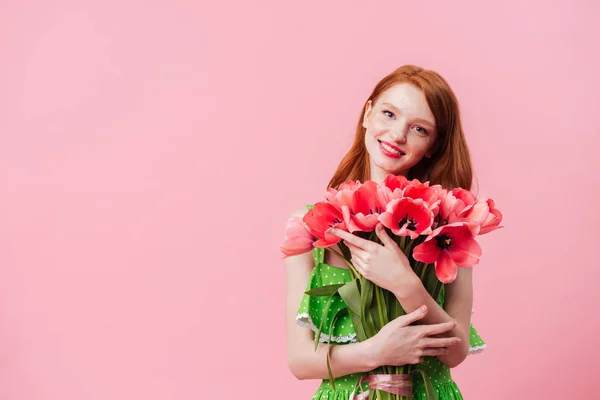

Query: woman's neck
[[369, 165, 408, 184]]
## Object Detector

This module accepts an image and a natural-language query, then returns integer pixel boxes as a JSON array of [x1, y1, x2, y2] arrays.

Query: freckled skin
[[362, 83, 438, 183]]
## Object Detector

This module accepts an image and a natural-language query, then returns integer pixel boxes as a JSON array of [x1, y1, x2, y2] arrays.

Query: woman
[[285, 65, 486, 399]]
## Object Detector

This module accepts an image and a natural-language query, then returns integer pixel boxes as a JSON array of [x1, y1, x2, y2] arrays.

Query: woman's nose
[[390, 128, 408, 143]]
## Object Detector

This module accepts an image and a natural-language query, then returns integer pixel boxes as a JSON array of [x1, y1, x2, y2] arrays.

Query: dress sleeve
[[468, 310, 487, 355], [295, 260, 357, 344]]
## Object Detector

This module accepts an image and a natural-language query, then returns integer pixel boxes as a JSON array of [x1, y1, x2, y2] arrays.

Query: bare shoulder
[[284, 206, 317, 350], [283, 204, 313, 272], [282, 205, 310, 235], [289, 204, 309, 220]]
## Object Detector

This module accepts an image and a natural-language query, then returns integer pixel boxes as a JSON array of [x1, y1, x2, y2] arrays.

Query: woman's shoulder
[[287, 204, 311, 221], [282, 204, 314, 261]]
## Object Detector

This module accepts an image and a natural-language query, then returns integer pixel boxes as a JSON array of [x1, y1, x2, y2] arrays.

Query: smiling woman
[[328, 65, 474, 191], [284, 65, 486, 400], [363, 86, 438, 173]]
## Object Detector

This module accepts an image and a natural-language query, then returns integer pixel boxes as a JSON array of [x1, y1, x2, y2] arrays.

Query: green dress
[[295, 245, 486, 399]]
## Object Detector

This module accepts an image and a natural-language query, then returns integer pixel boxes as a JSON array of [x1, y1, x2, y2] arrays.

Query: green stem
[[419, 263, 429, 281], [325, 247, 360, 279], [375, 286, 385, 329], [432, 280, 444, 303], [403, 237, 416, 258], [399, 235, 407, 251]]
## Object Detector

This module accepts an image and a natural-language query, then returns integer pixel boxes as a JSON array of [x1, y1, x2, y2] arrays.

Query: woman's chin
[[371, 159, 407, 177]]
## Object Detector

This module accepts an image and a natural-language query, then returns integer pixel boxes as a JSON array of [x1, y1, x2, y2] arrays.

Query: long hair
[[328, 65, 474, 191]]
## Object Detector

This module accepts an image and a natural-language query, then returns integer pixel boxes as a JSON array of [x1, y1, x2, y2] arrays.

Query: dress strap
[[316, 247, 325, 265]]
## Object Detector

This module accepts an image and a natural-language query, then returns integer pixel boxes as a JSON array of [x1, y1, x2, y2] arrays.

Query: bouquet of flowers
[[282, 174, 502, 400]]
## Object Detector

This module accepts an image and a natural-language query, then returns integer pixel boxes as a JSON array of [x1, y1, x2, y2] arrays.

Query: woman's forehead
[[376, 84, 436, 127]]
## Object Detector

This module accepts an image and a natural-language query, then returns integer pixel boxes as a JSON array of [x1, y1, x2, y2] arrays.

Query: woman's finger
[[352, 257, 368, 275], [346, 241, 370, 262], [421, 347, 448, 357], [421, 336, 462, 349], [330, 228, 374, 251], [375, 223, 397, 249], [419, 320, 457, 337]]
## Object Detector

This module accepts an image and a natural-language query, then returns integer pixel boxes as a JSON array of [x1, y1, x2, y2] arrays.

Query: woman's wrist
[[392, 271, 421, 301], [360, 337, 383, 371]]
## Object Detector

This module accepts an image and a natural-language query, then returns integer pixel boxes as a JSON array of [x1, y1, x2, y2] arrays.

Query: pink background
[[1, 1, 598, 399]]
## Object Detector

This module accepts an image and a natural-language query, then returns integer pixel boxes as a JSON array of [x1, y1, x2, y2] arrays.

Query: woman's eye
[[383, 110, 395, 118], [414, 126, 427, 134]]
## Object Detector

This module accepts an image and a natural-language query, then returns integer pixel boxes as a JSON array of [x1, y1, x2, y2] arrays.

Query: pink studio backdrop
[[1, 1, 598, 399]]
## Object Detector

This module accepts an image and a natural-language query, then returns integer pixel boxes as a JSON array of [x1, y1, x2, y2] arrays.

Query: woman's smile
[[378, 139, 405, 158]]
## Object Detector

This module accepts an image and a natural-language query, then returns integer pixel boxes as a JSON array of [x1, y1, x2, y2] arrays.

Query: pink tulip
[[430, 187, 448, 218], [451, 188, 477, 206], [479, 199, 503, 234], [339, 180, 362, 191], [383, 174, 410, 192], [303, 202, 347, 248], [324, 180, 360, 211], [378, 198, 434, 239], [413, 223, 482, 283], [403, 181, 438, 204], [448, 197, 503, 236], [342, 180, 388, 233], [457, 200, 490, 236], [280, 216, 315, 258], [380, 174, 410, 202], [403, 181, 446, 217], [439, 191, 470, 225]]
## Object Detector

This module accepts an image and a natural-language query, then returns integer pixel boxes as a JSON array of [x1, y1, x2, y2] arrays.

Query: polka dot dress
[[295, 206, 487, 399]]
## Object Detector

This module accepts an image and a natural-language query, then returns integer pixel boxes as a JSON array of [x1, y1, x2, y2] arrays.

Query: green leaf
[[325, 307, 347, 392], [388, 291, 403, 320], [338, 279, 361, 316], [305, 283, 344, 297], [360, 278, 377, 337], [326, 348, 335, 391], [347, 308, 368, 342], [338, 279, 368, 341], [378, 287, 388, 326], [360, 278, 374, 314], [369, 291, 383, 329], [364, 311, 377, 338], [412, 369, 439, 400], [328, 307, 348, 342], [314, 293, 336, 352]]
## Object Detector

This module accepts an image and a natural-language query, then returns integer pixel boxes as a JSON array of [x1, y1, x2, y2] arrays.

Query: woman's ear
[[362, 100, 373, 129]]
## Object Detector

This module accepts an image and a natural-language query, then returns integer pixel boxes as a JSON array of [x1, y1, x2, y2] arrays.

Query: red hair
[[328, 65, 474, 191]]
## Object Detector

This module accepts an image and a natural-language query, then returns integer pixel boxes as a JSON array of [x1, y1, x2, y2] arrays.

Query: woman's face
[[363, 83, 438, 182]]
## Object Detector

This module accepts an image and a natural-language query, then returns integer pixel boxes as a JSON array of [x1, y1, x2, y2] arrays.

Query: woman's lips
[[379, 140, 405, 159]]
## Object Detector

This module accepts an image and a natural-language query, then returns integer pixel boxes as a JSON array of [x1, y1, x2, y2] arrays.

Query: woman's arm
[[285, 210, 464, 378], [392, 267, 473, 368], [285, 241, 378, 380]]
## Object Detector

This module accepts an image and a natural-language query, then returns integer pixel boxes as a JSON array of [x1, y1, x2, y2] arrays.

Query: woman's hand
[[330, 223, 420, 295], [368, 305, 462, 366]]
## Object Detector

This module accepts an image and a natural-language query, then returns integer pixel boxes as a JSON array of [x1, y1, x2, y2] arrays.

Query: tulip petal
[[413, 239, 440, 264], [451, 188, 477, 206], [450, 237, 482, 267], [378, 210, 396, 231], [284, 216, 311, 238], [280, 216, 315, 257], [303, 202, 347, 247], [479, 199, 503, 235], [280, 237, 314, 257], [383, 174, 409, 192], [436, 251, 458, 283]]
